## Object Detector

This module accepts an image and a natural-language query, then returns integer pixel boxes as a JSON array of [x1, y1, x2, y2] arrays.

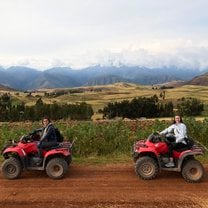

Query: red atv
[[132, 132, 205, 183], [1, 133, 73, 179]]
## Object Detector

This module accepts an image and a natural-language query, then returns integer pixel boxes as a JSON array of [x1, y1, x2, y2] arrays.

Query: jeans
[[37, 141, 58, 158], [168, 142, 188, 157]]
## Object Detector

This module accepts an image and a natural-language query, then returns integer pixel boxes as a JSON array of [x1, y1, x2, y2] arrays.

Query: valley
[[2, 82, 208, 115]]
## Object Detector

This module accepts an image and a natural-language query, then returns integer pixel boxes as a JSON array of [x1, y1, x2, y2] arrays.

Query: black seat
[[44, 144, 60, 151], [174, 146, 191, 152]]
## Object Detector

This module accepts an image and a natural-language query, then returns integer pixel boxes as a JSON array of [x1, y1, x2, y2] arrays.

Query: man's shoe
[[165, 161, 174, 167]]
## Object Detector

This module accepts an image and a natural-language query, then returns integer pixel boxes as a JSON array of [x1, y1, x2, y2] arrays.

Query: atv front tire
[[182, 159, 204, 183], [46, 158, 68, 179], [135, 156, 159, 180], [2, 157, 22, 180]]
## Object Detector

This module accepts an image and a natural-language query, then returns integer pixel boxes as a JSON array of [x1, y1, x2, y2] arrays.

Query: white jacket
[[160, 123, 187, 144]]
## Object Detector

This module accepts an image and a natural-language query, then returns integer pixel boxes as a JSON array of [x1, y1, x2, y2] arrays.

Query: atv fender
[[2, 149, 26, 169], [135, 150, 159, 165], [42, 149, 71, 168], [3, 146, 26, 158], [44, 148, 71, 158], [178, 151, 204, 169]]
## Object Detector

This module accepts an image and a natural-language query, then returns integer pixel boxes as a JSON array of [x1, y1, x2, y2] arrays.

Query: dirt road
[[0, 163, 208, 208]]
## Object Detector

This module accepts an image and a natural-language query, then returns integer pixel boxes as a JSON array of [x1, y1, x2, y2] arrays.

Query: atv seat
[[44, 144, 61, 151], [174, 146, 191, 152]]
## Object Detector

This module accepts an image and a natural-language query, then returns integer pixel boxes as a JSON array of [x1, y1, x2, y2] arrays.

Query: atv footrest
[[27, 166, 44, 171], [161, 167, 180, 172]]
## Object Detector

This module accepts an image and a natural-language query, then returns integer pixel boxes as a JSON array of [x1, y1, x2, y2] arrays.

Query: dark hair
[[42, 116, 51, 124], [172, 115, 183, 124]]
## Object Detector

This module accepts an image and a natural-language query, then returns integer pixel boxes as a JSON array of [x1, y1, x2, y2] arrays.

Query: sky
[[0, 0, 208, 70]]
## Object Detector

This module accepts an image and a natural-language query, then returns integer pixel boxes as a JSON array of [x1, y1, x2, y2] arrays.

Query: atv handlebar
[[148, 132, 163, 143], [148, 132, 175, 144], [20, 135, 31, 143], [19, 132, 41, 143]]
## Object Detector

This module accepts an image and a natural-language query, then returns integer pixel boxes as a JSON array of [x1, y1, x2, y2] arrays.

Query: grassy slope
[[8, 83, 208, 115]]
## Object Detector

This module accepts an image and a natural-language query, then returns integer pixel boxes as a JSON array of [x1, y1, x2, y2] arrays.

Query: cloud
[[0, 0, 208, 70], [1, 42, 208, 71], [92, 44, 208, 70]]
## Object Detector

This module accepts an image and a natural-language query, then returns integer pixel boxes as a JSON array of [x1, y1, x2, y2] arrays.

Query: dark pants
[[38, 141, 58, 158], [168, 142, 188, 158]]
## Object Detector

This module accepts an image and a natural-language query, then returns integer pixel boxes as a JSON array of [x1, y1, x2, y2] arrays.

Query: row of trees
[[0, 94, 94, 122], [177, 97, 204, 116], [0, 93, 204, 121], [100, 95, 204, 119]]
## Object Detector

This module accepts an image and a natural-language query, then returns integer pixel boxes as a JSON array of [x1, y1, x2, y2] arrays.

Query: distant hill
[[0, 83, 17, 91], [155, 80, 186, 88], [86, 74, 131, 86], [186, 72, 208, 86], [0, 65, 203, 90]]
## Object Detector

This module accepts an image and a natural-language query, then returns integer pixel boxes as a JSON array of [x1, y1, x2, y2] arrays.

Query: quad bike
[[132, 132, 206, 183], [1, 133, 74, 180]]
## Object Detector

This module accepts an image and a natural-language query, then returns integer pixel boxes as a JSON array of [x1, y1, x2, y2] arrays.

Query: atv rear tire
[[135, 156, 159, 180], [46, 158, 68, 179], [2, 157, 22, 180], [182, 159, 204, 183]]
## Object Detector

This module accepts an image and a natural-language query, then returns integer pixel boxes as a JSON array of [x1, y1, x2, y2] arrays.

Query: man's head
[[42, 116, 51, 126]]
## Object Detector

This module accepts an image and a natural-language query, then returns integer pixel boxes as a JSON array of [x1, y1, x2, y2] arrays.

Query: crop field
[[1, 118, 208, 159], [5, 83, 208, 113]]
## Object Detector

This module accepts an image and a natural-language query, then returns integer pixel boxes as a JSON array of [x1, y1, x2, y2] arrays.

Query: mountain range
[[0, 65, 206, 90]]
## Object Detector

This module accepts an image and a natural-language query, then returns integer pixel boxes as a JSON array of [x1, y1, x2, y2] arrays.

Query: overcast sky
[[0, 0, 208, 70]]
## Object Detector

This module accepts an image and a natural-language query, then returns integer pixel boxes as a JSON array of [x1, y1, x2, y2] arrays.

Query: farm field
[[5, 83, 208, 113], [0, 163, 208, 208]]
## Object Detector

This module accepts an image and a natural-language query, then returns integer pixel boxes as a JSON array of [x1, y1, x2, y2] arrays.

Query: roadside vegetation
[[1, 118, 208, 163]]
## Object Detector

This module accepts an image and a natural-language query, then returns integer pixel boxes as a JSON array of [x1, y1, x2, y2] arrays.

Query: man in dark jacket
[[33, 117, 57, 159]]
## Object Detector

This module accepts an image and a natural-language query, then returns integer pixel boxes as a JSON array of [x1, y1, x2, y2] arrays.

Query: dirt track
[[0, 163, 208, 208]]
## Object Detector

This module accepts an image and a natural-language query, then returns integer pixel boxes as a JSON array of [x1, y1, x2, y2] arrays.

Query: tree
[[101, 95, 173, 119], [177, 98, 204, 116]]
